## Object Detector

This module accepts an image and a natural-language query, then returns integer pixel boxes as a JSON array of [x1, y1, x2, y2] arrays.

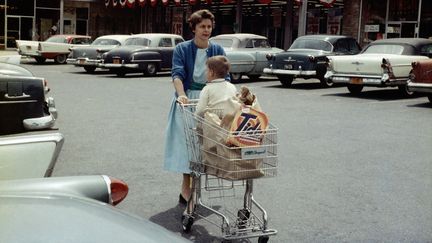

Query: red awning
[[138, 0, 145, 6], [319, 0, 336, 7], [106, 0, 275, 7], [126, 0, 135, 7]]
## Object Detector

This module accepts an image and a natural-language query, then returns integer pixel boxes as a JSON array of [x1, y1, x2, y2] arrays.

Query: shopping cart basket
[[179, 100, 278, 242]]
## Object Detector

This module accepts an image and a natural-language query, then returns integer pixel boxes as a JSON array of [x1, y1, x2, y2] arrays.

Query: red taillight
[[109, 177, 128, 206]]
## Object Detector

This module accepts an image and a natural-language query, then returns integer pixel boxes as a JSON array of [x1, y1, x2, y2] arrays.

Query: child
[[195, 55, 237, 117]]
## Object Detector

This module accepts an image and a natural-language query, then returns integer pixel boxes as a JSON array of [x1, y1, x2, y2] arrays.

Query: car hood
[[0, 194, 191, 243]]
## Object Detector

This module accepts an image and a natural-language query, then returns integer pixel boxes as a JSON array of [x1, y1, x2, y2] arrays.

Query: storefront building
[[1, 0, 431, 50]]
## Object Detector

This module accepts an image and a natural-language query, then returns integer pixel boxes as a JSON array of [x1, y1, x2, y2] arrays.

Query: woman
[[163, 9, 226, 205]]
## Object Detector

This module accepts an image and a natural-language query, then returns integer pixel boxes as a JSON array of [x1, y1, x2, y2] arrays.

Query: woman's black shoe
[[179, 194, 187, 205]]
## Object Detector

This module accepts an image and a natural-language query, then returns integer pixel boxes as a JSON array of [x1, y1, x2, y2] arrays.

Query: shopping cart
[[179, 100, 278, 242]]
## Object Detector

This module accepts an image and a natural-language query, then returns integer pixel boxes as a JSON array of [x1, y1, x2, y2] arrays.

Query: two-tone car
[[209, 33, 283, 82], [407, 59, 432, 103], [16, 35, 92, 64], [100, 33, 184, 77], [325, 38, 432, 96], [264, 35, 361, 87], [0, 62, 57, 135], [67, 34, 131, 73]]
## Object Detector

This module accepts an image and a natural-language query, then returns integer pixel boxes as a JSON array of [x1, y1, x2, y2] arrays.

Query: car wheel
[[34, 57, 46, 64], [428, 95, 432, 103], [247, 75, 260, 81], [54, 54, 67, 64], [319, 77, 333, 88], [144, 63, 157, 76], [116, 70, 126, 77], [230, 73, 242, 83], [398, 85, 414, 97], [278, 75, 293, 87], [84, 66, 96, 73], [347, 84, 363, 95]]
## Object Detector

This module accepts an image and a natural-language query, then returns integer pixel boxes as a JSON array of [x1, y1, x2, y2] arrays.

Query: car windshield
[[124, 38, 151, 46], [363, 44, 404, 54], [46, 36, 68, 43], [289, 39, 332, 52], [211, 39, 234, 48], [92, 38, 121, 46]]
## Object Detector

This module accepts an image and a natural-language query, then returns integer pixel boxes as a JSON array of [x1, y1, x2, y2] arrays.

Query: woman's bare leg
[[181, 174, 191, 199]]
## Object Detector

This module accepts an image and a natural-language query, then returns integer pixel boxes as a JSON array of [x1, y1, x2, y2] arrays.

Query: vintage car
[[67, 34, 131, 73], [407, 59, 432, 103], [264, 35, 361, 87], [325, 38, 432, 96], [209, 33, 283, 82], [100, 33, 184, 77], [0, 62, 57, 135], [16, 34, 92, 64]]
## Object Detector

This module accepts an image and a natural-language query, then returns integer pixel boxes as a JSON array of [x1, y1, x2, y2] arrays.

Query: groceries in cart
[[196, 85, 270, 180]]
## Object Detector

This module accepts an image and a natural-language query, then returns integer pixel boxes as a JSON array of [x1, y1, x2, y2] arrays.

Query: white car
[[16, 35, 92, 64], [325, 38, 432, 96]]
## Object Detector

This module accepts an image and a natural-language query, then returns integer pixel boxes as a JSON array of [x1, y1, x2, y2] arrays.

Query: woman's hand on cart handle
[[177, 95, 188, 104]]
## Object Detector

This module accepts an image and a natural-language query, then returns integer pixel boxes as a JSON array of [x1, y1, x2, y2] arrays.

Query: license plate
[[350, 77, 363, 84], [113, 59, 120, 64], [284, 64, 293, 70]]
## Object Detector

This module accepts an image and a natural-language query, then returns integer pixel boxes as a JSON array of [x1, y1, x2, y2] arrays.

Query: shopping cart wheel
[[258, 236, 269, 243], [237, 209, 250, 229], [181, 214, 194, 233]]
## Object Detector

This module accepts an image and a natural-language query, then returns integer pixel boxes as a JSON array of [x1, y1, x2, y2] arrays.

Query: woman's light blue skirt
[[163, 90, 200, 173]]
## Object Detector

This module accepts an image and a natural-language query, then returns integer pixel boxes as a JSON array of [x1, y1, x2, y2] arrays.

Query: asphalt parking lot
[[10, 58, 432, 242]]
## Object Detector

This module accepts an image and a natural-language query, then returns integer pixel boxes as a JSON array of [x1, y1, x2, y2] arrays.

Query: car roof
[[296, 34, 354, 43], [130, 33, 183, 39], [369, 38, 432, 46], [52, 34, 91, 38], [212, 33, 267, 40], [95, 35, 131, 42]]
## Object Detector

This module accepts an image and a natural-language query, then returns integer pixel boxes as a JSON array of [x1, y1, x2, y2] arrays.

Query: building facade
[[1, 0, 431, 50]]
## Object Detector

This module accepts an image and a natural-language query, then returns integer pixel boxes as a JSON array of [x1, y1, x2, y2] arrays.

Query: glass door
[[6, 16, 34, 49], [6, 16, 19, 49]]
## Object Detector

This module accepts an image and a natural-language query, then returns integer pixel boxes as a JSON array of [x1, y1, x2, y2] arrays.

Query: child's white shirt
[[195, 78, 237, 117]]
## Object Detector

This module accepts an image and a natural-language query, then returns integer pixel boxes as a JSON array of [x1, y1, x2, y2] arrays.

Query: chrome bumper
[[325, 71, 408, 86], [23, 97, 57, 130], [101, 63, 139, 69], [263, 68, 316, 76], [67, 58, 100, 66], [407, 80, 432, 93]]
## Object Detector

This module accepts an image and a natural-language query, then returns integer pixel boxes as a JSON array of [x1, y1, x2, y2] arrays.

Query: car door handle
[[4, 93, 31, 99]]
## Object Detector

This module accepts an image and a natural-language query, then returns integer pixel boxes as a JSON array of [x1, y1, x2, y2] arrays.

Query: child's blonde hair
[[206, 55, 230, 79]]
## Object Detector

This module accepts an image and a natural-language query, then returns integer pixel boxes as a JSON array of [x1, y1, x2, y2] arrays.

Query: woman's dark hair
[[206, 55, 230, 79], [187, 9, 215, 31]]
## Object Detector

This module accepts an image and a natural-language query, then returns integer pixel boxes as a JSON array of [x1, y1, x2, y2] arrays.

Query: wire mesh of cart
[[179, 99, 278, 243]]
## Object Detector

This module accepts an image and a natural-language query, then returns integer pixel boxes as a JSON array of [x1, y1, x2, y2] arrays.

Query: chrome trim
[[131, 59, 162, 63], [23, 114, 56, 130], [102, 63, 139, 68], [0, 100, 36, 104]]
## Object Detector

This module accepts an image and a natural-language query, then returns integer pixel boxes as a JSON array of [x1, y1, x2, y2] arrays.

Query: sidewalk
[[0, 50, 19, 56]]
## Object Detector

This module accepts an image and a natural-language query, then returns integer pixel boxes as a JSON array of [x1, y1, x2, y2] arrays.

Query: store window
[[6, 0, 34, 16], [362, 0, 386, 43], [388, 0, 419, 21], [0, 0, 5, 49], [420, 0, 432, 38]]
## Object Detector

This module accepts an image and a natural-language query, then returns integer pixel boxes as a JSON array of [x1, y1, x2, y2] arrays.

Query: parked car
[[0, 62, 57, 135], [325, 38, 432, 96], [100, 33, 184, 77], [407, 59, 432, 103], [264, 35, 361, 87], [16, 35, 92, 64], [67, 34, 131, 73], [209, 33, 283, 82]]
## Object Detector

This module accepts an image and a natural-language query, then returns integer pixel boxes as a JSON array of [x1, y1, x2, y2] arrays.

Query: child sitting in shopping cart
[[195, 55, 237, 118]]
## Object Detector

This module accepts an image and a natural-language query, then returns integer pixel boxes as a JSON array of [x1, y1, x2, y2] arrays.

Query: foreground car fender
[[0, 176, 191, 243]]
